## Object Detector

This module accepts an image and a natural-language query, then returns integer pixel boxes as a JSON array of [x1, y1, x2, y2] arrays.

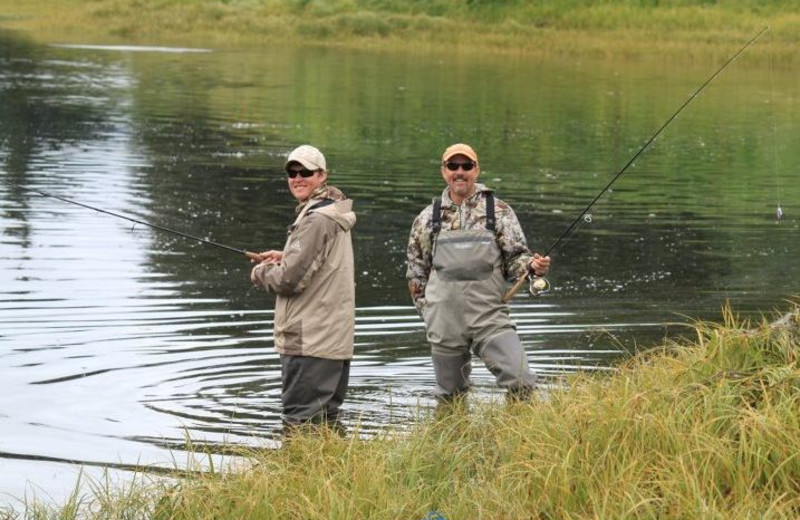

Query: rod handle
[[245, 251, 262, 261], [502, 272, 529, 303]]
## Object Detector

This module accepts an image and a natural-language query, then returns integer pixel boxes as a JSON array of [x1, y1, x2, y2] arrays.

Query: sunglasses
[[444, 161, 476, 172], [286, 168, 318, 179]]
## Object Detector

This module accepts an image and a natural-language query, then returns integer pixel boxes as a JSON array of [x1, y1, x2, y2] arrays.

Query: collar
[[295, 184, 347, 214], [440, 183, 491, 208]]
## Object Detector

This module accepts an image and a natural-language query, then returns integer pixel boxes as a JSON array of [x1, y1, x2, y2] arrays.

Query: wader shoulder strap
[[485, 192, 496, 232], [430, 193, 495, 236], [309, 198, 335, 211], [431, 198, 442, 235]]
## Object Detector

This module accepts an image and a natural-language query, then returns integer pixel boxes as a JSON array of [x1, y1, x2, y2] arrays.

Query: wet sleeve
[[254, 213, 338, 296], [496, 205, 532, 282], [405, 211, 433, 314]]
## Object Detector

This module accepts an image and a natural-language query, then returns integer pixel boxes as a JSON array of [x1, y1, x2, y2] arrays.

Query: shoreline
[[1, 1, 798, 64]]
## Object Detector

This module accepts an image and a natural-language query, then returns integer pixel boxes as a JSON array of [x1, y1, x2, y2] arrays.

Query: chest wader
[[423, 194, 537, 400]]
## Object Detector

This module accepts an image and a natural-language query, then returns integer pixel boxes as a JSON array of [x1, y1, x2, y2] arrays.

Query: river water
[[0, 31, 797, 505]]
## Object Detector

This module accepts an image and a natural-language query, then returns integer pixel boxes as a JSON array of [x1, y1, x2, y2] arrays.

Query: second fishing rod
[[0, 178, 263, 261], [502, 26, 769, 303]]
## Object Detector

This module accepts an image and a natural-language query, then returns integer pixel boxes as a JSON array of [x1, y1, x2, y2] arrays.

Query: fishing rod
[[502, 26, 770, 303], [0, 178, 262, 261]]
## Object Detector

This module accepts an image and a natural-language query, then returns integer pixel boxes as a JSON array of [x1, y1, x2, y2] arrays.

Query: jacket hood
[[314, 198, 356, 232], [295, 184, 355, 231]]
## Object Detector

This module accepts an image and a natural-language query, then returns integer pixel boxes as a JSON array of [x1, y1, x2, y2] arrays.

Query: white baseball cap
[[285, 144, 326, 172]]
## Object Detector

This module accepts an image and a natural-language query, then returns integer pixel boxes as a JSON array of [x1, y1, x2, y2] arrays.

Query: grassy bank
[[1, 0, 799, 61], [9, 304, 799, 519]]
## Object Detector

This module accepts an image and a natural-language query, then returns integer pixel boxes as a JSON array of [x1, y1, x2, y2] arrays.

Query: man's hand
[[528, 253, 550, 277]]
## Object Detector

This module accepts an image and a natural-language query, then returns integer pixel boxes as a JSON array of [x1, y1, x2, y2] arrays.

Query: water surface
[[1, 32, 798, 504]]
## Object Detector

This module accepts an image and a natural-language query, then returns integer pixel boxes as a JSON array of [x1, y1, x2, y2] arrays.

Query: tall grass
[[13, 304, 798, 519], [153, 305, 800, 519], [1, 0, 799, 61]]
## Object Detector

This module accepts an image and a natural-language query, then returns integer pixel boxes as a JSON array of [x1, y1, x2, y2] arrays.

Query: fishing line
[[503, 26, 770, 302], [769, 29, 784, 222], [0, 177, 260, 260]]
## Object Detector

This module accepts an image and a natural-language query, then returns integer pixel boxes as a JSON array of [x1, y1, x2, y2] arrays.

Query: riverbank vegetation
[[1, 0, 799, 61], [8, 304, 799, 519]]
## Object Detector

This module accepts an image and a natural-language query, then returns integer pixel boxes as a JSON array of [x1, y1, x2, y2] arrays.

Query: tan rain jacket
[[252, 194, 356, 360]]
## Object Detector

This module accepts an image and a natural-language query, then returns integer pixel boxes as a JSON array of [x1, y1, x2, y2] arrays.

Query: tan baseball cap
[[285, 144, 326, 172], [442, 143, 478, 163]]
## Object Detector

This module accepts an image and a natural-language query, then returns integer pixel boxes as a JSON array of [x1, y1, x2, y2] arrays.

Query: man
[[250, 144, 356, 432], [406, 143, 550, 402]]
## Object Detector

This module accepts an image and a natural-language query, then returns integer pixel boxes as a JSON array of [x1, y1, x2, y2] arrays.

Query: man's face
[[286, 162, 327, 202], [441, 153, 480, 204]]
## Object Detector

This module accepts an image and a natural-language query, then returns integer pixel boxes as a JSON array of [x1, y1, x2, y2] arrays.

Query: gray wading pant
[[423, 228, 537, 399], [281, 355, 350, 425]]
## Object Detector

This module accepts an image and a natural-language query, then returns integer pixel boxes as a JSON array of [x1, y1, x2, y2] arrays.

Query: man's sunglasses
[[444, 161, 476, 172], [286, 168, 318, 179]]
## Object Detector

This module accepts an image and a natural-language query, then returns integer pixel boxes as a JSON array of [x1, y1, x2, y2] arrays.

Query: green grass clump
[[1, 470, 165, 520], [7, 304, 800, 519]]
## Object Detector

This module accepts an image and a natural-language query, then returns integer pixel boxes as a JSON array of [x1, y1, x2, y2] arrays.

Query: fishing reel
[[529, 275, 550, 297]]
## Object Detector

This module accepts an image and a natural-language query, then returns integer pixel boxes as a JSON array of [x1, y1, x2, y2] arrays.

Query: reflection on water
[[1, 32, 798, 503]]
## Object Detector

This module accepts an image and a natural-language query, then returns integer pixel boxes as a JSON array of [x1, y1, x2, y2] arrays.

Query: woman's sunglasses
[[286, 168, 318, 179], [444, 161, 476, 172]]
